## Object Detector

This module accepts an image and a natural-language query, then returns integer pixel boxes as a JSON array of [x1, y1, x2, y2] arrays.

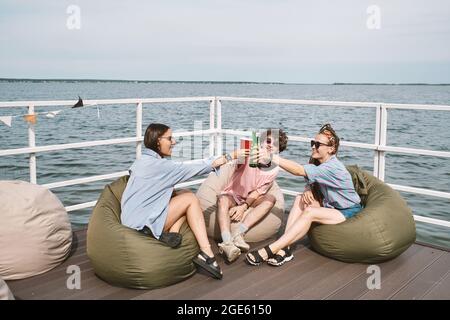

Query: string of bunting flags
[[0, 97, 100, 127]]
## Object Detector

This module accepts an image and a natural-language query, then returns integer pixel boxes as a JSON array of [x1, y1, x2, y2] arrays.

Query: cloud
[[0, 0, 449, 82]]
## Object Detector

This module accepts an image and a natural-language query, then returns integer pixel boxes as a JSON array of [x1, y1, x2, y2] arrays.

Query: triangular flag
[[23, 114, 37, 124], [72, 96, 83, 108], [0, 116, 13, 127], [46, 110, 62, 118]]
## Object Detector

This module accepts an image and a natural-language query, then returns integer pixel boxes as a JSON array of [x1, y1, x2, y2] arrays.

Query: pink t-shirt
[[221, 160, 279, 205]]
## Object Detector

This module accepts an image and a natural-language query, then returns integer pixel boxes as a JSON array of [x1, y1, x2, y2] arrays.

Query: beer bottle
[[249, 131, 259, 168]]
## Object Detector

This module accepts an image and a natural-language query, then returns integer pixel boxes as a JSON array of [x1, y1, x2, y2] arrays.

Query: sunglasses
[[310, 140, 330, 149], [160, 136, 175, 142]]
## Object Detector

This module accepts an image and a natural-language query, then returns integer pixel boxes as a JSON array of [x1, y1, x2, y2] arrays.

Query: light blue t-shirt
[[303, 155, 361, 210], [121, 148, 219, 239]]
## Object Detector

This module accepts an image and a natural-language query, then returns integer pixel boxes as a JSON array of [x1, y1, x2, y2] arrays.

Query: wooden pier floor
[[6, 229, 450, 300]]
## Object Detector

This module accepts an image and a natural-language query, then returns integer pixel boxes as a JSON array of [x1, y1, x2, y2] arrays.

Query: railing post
[[373, 104, 381, 178], [28, 104, 37, 184], [378, 104, 388, 181], [136, 102, 143, 159], [209, 99, 215, 157], [216, 99, 222, 156]]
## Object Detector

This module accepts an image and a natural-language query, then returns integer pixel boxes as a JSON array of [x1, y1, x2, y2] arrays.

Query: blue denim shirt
[[303, 155, 361, 210], [121, 148, 219, 239]]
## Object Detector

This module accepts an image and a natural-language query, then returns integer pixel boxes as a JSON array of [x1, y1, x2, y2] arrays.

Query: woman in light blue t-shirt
[[246, 124, 361, 267]]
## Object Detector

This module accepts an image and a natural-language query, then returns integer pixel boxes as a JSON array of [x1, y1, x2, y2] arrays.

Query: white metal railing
[[1, 96, 449, 229]]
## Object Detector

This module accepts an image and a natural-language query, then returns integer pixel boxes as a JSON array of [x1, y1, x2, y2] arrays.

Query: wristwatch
[[224, 153, 233, 162]]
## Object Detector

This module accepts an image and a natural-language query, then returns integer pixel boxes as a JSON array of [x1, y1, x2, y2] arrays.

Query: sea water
[[0, 80, 449, 248]]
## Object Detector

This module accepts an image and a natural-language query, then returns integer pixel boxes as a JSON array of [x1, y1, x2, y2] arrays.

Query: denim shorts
[[339, 203, 362, 219]]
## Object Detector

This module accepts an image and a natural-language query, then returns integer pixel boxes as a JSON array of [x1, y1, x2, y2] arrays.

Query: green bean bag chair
[[308, 165, 416, 263], [87, 176, 199, 289]]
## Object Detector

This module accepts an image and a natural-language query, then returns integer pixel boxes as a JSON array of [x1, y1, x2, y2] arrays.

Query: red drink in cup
[[239, 138, 252, 164], [240, 137, 252, 150]]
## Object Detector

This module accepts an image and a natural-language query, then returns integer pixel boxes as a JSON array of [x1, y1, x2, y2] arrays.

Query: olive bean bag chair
[[87, 176, 200, 289], [196, 163, 285, 243], [308, 165, 416, 263], [0, 181, 72, 280]]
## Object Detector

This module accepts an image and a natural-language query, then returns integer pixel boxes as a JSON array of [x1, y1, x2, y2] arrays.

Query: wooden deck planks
[[359, 247, 444, 300], [292, 262, 368, 300], [226, 249, 326, 300], [421, 266, 450, 300], [5, 229, 450, 300], [199, 246, 314, 300], [325, 245, 438, 300], [391, 253, 450, 300]]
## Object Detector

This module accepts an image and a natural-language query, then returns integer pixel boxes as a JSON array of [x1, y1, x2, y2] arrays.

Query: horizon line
[[1, 77, 450, 86]]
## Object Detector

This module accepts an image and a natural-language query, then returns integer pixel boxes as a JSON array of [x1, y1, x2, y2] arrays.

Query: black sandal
[[267, 254, 286, 267], [267, 246, 293, 267], [245, 245, 274, 266], [193, 251, 223, 280], [283, 246, 294, 262]]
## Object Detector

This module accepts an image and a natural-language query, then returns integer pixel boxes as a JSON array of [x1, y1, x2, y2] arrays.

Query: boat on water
[[1, 96, 449, 300]]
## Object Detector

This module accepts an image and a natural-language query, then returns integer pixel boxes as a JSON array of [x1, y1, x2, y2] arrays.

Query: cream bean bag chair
[[0, 181, 73, 280], [196, 163, 285, 243], [0, 277, 14, 300]]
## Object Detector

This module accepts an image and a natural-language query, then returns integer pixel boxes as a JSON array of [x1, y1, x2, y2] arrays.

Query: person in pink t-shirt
[[216, 129, 288, 263]]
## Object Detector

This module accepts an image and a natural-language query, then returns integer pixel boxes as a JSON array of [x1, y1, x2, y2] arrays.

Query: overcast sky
[[1, 0, 449, 83]]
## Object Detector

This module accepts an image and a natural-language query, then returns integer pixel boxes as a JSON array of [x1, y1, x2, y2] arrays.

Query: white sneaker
[[232, 233, 250, 252], [218, 241, 241, 263]]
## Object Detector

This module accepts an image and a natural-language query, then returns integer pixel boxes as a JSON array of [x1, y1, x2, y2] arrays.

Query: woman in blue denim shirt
[[121, 123, 247, 279]]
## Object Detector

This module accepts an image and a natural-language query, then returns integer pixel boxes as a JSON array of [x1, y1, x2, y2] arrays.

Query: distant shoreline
[[1, 78, 449, 86]]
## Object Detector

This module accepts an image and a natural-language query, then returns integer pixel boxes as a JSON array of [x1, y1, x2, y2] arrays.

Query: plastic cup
[[240, 138, 252, 150], [239, 138, 252, 164]]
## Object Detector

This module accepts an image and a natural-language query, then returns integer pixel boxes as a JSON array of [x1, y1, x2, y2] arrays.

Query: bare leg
[[271, 195, 321, 257], [169, 216, 186, 233], [165, 190, 214, 257], [216, 194, 237, 236], [241, 194, 276, 229], [168, 189, 190, 232], [250, 206, 345, 261], [284, 195, 321, 234], [284, 194, 305, 232]]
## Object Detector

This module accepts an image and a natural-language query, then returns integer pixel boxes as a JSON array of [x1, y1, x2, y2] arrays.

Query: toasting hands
[[249, 147, 272, 165], [232, 148, 250, 160]]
